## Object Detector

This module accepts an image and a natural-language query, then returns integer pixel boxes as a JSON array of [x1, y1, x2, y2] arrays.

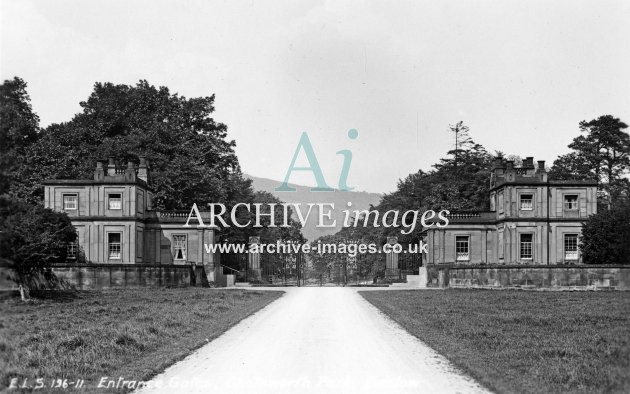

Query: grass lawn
[[0, 288, 283, 392], [361, 290, 630, 394]]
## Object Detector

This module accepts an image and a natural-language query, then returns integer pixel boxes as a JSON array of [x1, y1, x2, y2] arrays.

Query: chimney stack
[[125, 161, 136, 181], [491, 157, 503, 170], [537, 160, 546, 172], [107, 157, 116, 176], [94, 161, 105, 180], [138, 156, 150, 184], [524, 157, 534, 168]]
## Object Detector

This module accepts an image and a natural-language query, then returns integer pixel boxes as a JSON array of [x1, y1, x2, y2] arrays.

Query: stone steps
[[389, 272, 428, 288]]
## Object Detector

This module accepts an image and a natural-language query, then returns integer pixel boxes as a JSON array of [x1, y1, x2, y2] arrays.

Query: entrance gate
[[219, 238, 423, 286], [219, 242, 305, 286], [396, 243, 423, 279], [219, 243, 248, 282], [258, 251, 303, 286]]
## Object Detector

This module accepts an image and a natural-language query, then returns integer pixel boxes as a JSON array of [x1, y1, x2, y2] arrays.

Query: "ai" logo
[[275, 129, 358, 192]]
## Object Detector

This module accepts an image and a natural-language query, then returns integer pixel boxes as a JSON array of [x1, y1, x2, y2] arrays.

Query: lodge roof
[[42, 178, 150, 187], [489, 156, 597, 191], [43, 157, 151, 189]]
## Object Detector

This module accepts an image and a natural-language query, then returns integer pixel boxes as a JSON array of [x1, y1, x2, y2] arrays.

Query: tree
[[550, 115, 630, 208], [0, 77, 40, 196], [0, 197, 77, 300], [580, 202, 630, 265], [315, 125, 495, 248], [11, 80, 256, 218], [309, 234, 338, 280], [548, 152, 594, 181], [447, 121, 472, 180], [575, 116, 629, 187], [4, 78, 301, 244], [250, 191, 305, 244]]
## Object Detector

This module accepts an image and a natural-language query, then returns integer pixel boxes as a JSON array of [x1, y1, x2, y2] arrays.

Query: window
[[564, 234, 578, 261], [63, 194, 77, 210], [498, 191, 504, 213], [137, 192, 144, 212], [173, 235, 187, 260], [108, 233, 122, 260], [67, 242, 78, 259], [455, 236, 470, 262], [520, 194, 533, 210], [520, 234, 533, 260], [108, 193, 122, 210], [564, 195, 579, 211]]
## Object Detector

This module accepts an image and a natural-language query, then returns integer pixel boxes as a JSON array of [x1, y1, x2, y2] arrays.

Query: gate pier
[[248, 236, 261, 280], [385, 236, 400, 279]]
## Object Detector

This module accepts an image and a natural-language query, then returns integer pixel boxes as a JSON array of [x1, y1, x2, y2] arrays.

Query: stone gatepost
[[417, 238, 428, 287], [248, 236, 261, 281], [417, 265, 428, 287], [385, 236, 400, 279], [200, 229, 213, 284]]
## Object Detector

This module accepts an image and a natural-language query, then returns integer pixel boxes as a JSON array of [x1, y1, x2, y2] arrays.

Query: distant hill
[[246, 174, 382, 241]]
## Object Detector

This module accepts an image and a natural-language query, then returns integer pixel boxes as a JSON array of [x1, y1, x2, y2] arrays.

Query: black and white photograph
[[1, 1, 629, 393]]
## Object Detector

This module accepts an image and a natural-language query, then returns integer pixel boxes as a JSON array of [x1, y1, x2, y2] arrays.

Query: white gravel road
[[136, 287, 489, 394]]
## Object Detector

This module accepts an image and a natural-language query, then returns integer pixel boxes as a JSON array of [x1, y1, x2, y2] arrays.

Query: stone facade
[[427, 265, 630, 290], [426, 157, 598, 265], [43, 158, 218, 282]]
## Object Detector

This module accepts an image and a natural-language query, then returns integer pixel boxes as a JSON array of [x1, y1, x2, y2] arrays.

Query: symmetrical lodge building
[[427, 157, 597, 265], [43, 156, 598, 285], [43, 158, 219, 281]]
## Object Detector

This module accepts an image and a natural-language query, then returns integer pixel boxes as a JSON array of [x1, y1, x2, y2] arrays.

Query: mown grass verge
[[0, 288, 283, 392], [360, 289, 630, 394]]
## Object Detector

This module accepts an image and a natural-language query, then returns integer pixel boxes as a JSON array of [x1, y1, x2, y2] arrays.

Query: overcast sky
[[2, 0, 629, 193]]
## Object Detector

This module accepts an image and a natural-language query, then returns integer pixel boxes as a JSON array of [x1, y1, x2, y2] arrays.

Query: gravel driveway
[[136, 287, 489, 394]]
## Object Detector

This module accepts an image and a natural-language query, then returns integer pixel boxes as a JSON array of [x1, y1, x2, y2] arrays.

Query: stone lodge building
[[425, 157, 598, 265], [42, 155, 599, 289], [43, 158, 219, 282]]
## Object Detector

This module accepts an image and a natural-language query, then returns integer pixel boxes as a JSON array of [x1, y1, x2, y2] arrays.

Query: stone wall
[[52, 264, 208, 290], [426, 264, 630, 290]]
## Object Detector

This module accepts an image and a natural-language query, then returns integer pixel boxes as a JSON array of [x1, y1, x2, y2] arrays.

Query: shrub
[[0, 196, 76, 299], [580, 203, 630, 264]]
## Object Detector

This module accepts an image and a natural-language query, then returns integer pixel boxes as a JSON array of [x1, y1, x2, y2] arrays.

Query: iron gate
[[299, 250, 388, 286], [219, 244, 248, 282], [397, 242, 423, 274], [258, 251, 303, 286], [219, 241, 422, 286]]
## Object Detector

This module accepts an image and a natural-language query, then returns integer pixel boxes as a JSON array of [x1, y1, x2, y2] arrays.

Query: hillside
[[246, 175, 382, 241]]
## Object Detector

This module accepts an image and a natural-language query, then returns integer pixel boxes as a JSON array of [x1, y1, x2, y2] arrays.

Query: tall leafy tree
[[317, 125, 494, 245], [0, 77, 40, 196], [550, 115, 630, 208], [447, 121, 472, 180], [13, 80, 250, 211], [0, 78, 80, 299], [548, 152, 593, 181], [5, 79, 302, 242], [432, 139, 493, 210]]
